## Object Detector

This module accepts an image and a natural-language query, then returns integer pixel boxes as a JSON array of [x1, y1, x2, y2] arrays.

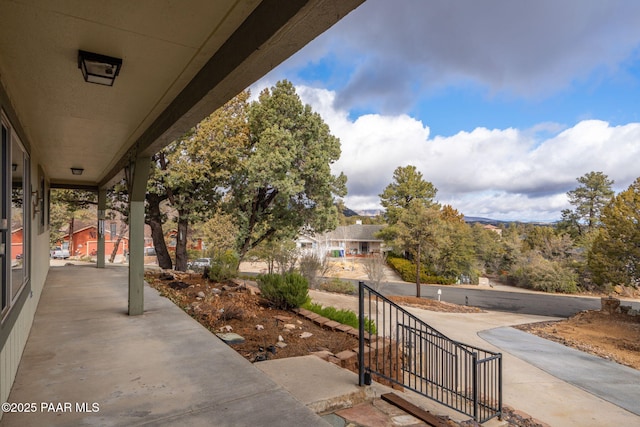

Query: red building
[[59, 225, 128, 258], [10, 227, 23, 260]]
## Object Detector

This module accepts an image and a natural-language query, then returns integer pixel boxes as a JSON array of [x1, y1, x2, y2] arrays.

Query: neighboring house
[[10, 227, 23, 260], [58, 225, 129, 258], [165, 230, 203, 252], [482, 224, 503, 236], [299, 223, 386, 258]]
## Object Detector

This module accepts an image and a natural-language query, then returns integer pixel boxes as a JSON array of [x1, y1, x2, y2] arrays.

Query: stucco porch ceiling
[[0, 0, 363, 188]]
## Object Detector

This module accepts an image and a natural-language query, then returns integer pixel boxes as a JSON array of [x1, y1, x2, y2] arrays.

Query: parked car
[[188, 258, 211, 270], [50, 246, 70, 259]]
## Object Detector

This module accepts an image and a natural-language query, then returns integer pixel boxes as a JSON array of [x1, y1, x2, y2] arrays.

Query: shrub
[[298, 253, 322, 288], [387, 255, 454, 285], [319, 277, 356, 294], [207, 250, 239, 282], [302, 301, 376, 334], [258, 272, 309, 309], [510, 255, 578, 294]]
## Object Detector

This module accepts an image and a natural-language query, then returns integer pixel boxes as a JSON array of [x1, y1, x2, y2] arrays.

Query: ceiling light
[[71, 167, 84, 175], [78, 50, 122, 86]]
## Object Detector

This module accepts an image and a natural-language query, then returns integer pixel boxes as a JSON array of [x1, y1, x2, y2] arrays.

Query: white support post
[[128, 156, 150, 316]]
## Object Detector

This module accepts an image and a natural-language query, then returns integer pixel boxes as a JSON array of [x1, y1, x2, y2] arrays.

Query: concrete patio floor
[[0, 264, 328, 427]]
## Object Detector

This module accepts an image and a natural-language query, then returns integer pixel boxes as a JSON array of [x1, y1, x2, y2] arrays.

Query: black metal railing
[[358, 281, 502, 423]]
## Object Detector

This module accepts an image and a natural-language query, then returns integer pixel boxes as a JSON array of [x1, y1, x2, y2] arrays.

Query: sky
[[251, 0, 640, 222]]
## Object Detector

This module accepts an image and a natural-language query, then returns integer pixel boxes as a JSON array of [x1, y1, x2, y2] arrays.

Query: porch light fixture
[[71, 167, 84, 175], [12, 163, 17, 171], [77, 50, 122, 86]]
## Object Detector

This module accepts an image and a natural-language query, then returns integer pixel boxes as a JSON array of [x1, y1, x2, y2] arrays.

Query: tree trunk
[[415, 243, 421, 298], [175, 213, 189, 271], [109, 224, 128, 263], [146, 193, 172, 269]]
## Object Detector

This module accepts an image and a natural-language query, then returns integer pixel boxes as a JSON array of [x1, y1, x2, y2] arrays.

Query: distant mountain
[[464, 216, 555, 226], [463, 216, 509, 225], [353, 209, 384, 217], [342, 210, 553, 225], [342, 207, 360, 217]]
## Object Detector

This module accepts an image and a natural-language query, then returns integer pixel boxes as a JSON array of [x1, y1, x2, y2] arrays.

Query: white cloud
[[288, 0, 640, 114], [293, 86, 640, 221]]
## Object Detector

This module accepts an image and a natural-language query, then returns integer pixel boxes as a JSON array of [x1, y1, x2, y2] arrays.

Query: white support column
[[128, 156, 150, 316], [97, 188, 106, 268]]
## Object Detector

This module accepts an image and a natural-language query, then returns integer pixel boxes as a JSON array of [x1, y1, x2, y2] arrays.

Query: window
[[1, 112, 29, 319]]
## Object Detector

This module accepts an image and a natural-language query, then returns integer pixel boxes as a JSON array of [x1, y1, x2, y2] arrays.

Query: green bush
[[207, 250, 239, 282], [302, 301, 376, 334], [258, 272, 309, 309], [510, 255, 578, 294], [318, 277, 356, 294], [387, 255, 454, 285]]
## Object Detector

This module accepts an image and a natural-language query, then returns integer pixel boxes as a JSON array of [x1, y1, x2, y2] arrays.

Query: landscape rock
[[601, 297, 621, 314], [197, 291, 206, 298], [219, 325, 233, 332], [283, 324, 296, 330], [215, 332, 245, 345], [275, 342, 287, 348], [256, 325, 264, 330], [300, 332, 313, 339]]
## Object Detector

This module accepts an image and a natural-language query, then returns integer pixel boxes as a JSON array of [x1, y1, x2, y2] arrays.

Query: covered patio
[[0, 0, 364, 414], [2, 264, 327, 426]]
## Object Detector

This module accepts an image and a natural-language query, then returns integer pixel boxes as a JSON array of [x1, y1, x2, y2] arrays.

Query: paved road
[[240, 269, 639, 318], [380, 281, 640, 318]]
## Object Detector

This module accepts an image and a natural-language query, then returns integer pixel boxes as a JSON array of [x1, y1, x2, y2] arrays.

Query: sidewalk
[[306, 290, 640, 426], [396, 307, 640, 426], [480, 327, 640, 416], [5, 264, 639, 427], [1, 265, 327, 427]]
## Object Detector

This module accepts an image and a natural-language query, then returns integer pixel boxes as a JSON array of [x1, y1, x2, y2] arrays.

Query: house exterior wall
[[338, 240, 382, 256], [61, 227, 128, 257], [0, 84, 49, 414]]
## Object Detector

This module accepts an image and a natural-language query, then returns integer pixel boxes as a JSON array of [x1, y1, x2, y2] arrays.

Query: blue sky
[[252, 0, 640, 221]]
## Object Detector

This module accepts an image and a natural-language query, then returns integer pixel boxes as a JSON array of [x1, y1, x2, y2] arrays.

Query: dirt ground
[[515, 310, 640, 370], [146, 266, 640, 373], [145, 268, 640, 427], [145, 272, 360, 363]]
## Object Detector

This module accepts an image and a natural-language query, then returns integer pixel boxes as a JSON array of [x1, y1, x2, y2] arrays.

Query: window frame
[[1, 110, 30, 321]]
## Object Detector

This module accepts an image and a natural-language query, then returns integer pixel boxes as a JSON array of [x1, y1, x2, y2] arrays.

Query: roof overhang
[[0, 0, 364, 189]]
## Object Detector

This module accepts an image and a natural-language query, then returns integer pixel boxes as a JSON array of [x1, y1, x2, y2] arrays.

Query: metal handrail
[[358, 281, 502, 423]]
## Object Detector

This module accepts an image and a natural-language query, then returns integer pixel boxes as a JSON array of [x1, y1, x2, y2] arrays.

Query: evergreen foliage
[[207, 250, 239, 282], [588, 177, 640, 288], [318, 278, 356, 294], [258, 272, 309, 310], [387, 255, 455, 285], [510, 253, 578, 293]]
